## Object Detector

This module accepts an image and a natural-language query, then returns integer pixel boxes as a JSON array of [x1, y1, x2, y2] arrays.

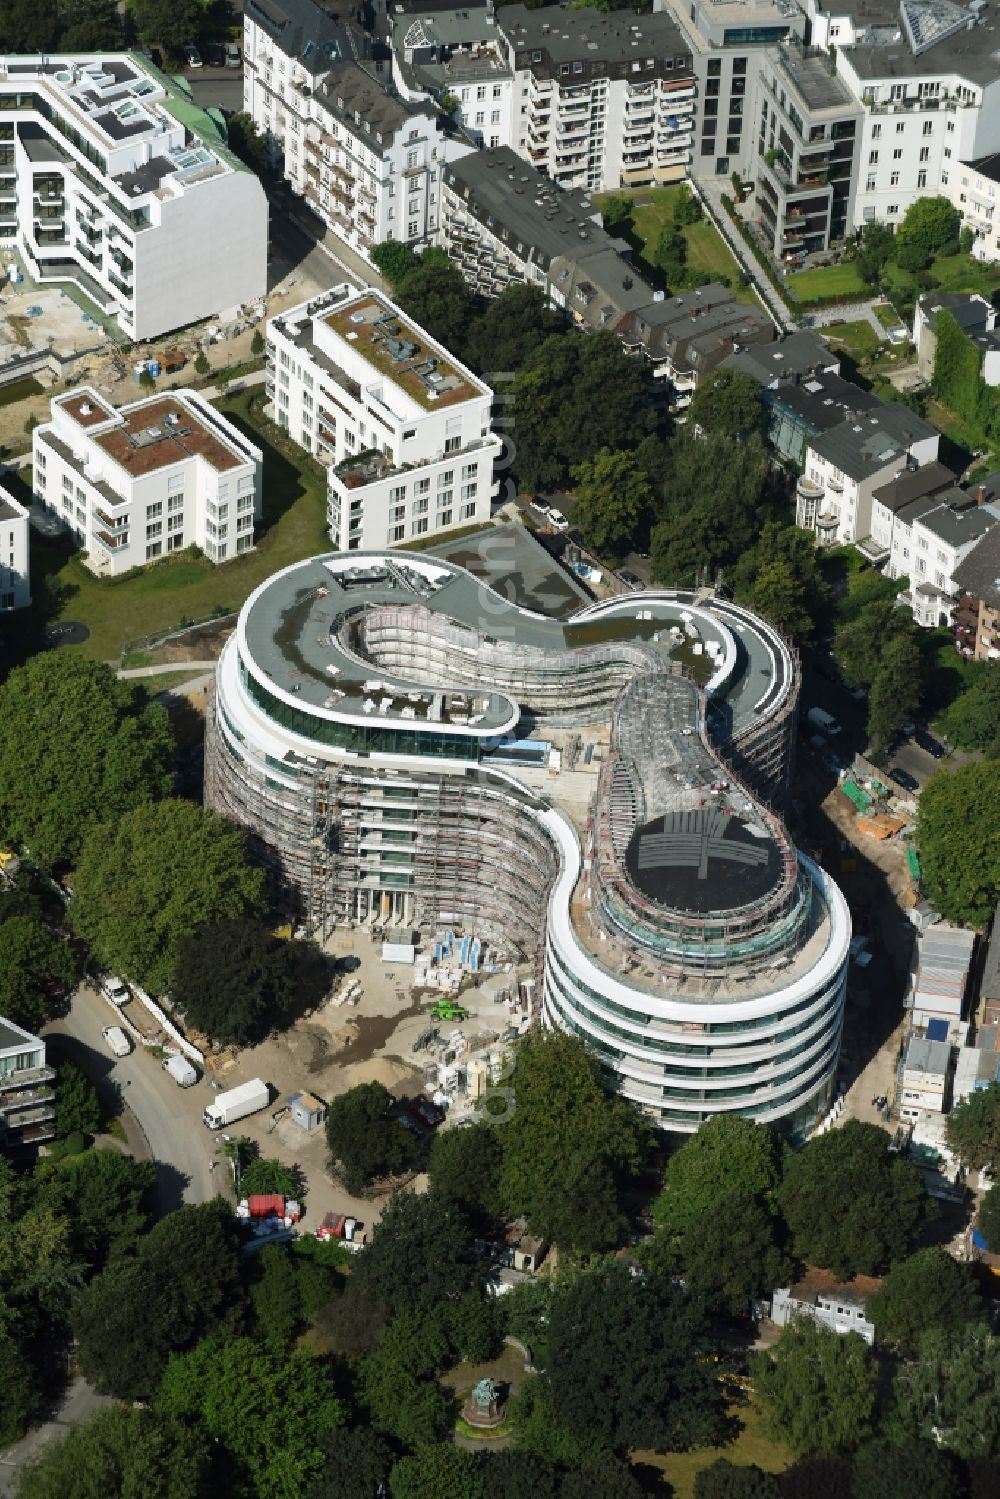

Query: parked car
[[100, 973, 129, 1005], [225, 43, 241, 67], [184, 45, 203, 69], [889, 766, 920, 793], [619, 570, 643, 591], [915, 729, 945, 759], [887, 326, 910, 346], [103, 1025, 132, 1058]]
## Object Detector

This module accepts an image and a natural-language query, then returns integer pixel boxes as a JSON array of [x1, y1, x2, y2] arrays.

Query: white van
[[162, 1053, 197, 1088], [103, 1025, 132, 1058]]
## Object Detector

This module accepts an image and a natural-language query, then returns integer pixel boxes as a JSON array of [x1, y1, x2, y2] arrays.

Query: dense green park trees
[[0, 655, 173, 867], [497, 1029, 649, 1251], [868, 1247, 984, 1355], [778, 1121, 927, 1277], [752, 1321, 878, 1457], [0, 912, 76, 1031], [918, 763, 1000, 926], [653, 1115, 783, 1231], [173, 917, 328, 1045], [325, 1081, 419, 1194], [74, 1200, 245, 1398], [70, 800, 267, 993]]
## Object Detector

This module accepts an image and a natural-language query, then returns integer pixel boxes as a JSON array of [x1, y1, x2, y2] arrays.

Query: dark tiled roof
[[952, 525, 1000, 608]]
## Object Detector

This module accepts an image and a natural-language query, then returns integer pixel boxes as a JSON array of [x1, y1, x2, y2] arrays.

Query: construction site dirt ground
[[795, 755, 918, 1129], [204, 931, 527, 1232]]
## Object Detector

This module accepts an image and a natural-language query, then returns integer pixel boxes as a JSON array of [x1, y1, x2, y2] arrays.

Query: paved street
[[44, 983, 219, 1213]]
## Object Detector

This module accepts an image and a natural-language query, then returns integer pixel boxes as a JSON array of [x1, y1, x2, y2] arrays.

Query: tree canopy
[[0, 913, 76, 1031], [752, 1320, 877, 1457], [325, 1081, 419, 1195], [918, 762, 1000, 926], [70, 800, 267, 994], [733, 523, 828, 643], [694, 1461, 781, 1499], [851, 1439, 963, 1499], [889, 1325, 1000, 1459], [894, 196, 961, 269], [0, 654, 173, 868], [462, 283, 564, 375], [158, 1337, 343, 1499], [52, 1060, 100, 1139], [508, 332, 651, 493], [977, 1183, 1000, 1251], [173, 917, 328, 1045], [688, 368, 763, 438], [427, 1120, 503, 1234], [14, 1406, 208, 1499], [355, 1189, 483, 1313], [131, 0, 203, 52], [680, 1191, 793, 1315], [544, 1263, 726, 1453], [73, 1200, 245, 1398], [570, 448, 652, 557], [868, 1246, 984, 1356], [945, 1081, 1000, 1169], [497, 1029, 648, 1250], [653, 1115, 783, 1233], [778, 1121, 928, 1278], [650, 432, 772, 587], [941, 664, 1000, 754]]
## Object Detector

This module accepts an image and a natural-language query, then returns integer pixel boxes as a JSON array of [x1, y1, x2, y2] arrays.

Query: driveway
[[44, 984, 219, 1214]]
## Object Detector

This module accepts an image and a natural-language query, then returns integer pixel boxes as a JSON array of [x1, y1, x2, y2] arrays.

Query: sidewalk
[[694, 175, 796, 331]]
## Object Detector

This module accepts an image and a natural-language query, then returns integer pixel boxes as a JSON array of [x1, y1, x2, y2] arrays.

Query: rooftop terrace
[[323, 294, 479, 411], [94, 396, 245, 478]]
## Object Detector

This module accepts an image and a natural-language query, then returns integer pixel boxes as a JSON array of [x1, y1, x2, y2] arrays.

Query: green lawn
[[821, 319, 881, 358], [883, 249, 1000, 303], [872, 301, 902, 329], [596, 186, 757, 304], [43, 389, 330, 661], [635, 1402, 791, 1499], [786, 263, 867, 301]]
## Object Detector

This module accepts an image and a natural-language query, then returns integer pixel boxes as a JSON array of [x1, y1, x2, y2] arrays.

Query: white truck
[[203, 1078, 269, 1130], [163, 1053, 198, 1088], [806, 707, 842, 737]]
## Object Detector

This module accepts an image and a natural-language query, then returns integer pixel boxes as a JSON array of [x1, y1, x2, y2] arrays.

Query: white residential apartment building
[[266, 284, 501, 551], [32, 387, 262, 576], [887, 489, 997, 627], [498, 4, 697, 193], [0, 486, 30, 611], [797, 403, 940, 546], [244, 0, 467, 262], [242, 0, 369, 156], [834, 0, 1000, 232], [949, 152, 1000, 261], [392, 6, 516, 149], [0, 54, 266, 341]]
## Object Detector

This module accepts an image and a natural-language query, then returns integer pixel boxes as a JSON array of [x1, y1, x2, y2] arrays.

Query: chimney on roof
[[976, 483, 989, 506]]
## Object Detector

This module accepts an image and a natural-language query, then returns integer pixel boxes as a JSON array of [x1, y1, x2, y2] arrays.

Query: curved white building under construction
[[205, 545, 850, 1135]]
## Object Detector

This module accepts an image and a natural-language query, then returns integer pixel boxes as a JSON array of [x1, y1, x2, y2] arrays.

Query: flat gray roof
[[444, 146, 606, 264], [499, 4, 690, 65], [905, 1034, 951, 1076], [242, 532, 784, 739], [777, 48, 859, 113], [845, 1, 1000, 86], [810, 403, 938, 480]]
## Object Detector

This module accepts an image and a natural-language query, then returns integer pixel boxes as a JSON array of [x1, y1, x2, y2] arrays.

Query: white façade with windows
[[32, 386, 262, 576], [0, 486, 30, 611], [265, 285, 501, 552]]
